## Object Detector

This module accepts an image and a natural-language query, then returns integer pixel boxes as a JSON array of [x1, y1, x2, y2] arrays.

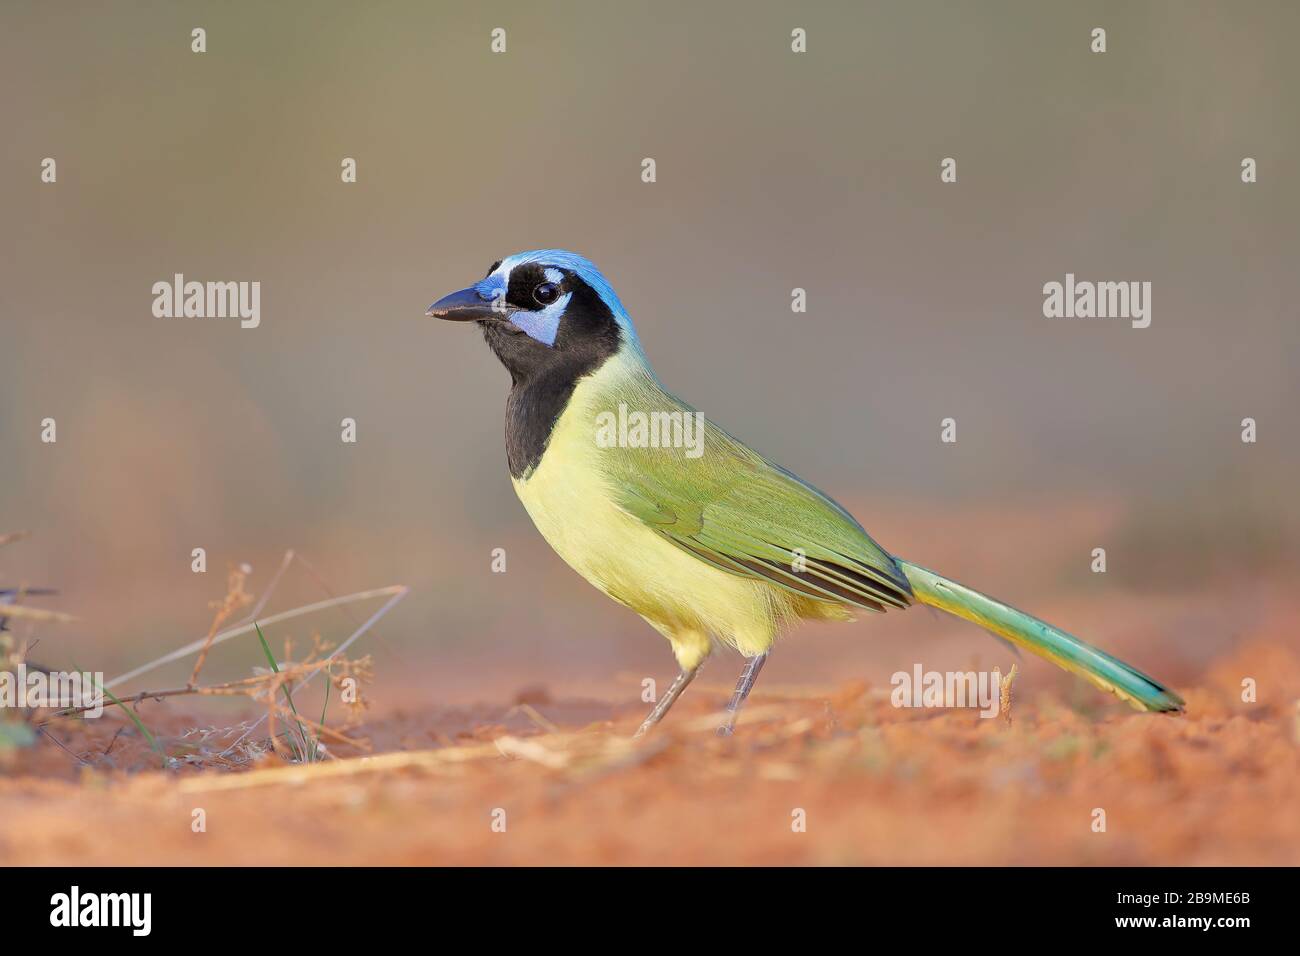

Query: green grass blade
[[81, 665, 166, 769], [253, 621, 313, 761], [319, 664, 331, 728]]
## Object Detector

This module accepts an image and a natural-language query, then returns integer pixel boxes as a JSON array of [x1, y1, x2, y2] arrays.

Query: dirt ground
[[2, 635, 1297, 866], [3, 498, 1297, 866]]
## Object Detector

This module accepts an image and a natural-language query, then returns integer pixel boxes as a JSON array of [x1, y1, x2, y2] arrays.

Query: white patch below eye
[[509, 291, 572, 346]]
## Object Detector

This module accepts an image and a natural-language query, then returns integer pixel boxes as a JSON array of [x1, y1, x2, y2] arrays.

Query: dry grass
[[4, 527, 1299, 866], [4, 537, 403, 772], [4, 643, 1299, 865]]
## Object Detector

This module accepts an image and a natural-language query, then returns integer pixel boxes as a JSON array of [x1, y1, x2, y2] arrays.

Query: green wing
[[595, 375, 913, 613]]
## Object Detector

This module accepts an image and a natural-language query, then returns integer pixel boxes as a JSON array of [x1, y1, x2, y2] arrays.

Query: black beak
[[426, 287, 501, 321]]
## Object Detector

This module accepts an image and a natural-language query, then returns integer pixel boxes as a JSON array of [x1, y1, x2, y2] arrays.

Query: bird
[[428, 250, 1184, 736]]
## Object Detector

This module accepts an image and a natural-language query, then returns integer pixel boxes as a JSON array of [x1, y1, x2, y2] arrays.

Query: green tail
[[898, 560, 1185, 713]]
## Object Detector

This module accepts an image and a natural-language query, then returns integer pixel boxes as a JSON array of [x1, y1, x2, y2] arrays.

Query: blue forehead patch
[[474, 274, 506, 301]]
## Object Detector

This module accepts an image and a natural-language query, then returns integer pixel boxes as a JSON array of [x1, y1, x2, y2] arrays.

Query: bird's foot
[[713, 652, 769, 739], [631, 665, 700, 738]]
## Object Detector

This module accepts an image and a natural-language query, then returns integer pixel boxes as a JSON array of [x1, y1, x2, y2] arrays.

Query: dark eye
[[533, 282, 559, 305]]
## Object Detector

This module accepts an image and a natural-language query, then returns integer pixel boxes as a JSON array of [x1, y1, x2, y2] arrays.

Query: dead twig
[[188, 564, 254, 687], [0, 604, 77, 625], [37, 653, 372, 726], [37, 726, 89, 766], [105, 584, 406, 691], [503, 702, 561, 734], [1000, 664, 1019, 725], [180, 730, 659, 794]]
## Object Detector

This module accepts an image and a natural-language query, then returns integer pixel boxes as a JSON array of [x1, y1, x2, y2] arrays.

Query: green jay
[[429, 250, 1184, 735]]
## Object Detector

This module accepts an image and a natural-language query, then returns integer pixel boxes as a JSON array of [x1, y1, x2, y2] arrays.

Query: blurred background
[[2, 0, 1297, 713]]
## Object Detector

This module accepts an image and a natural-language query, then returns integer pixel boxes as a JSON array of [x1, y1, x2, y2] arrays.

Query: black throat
[[478, 272, 623, 479]]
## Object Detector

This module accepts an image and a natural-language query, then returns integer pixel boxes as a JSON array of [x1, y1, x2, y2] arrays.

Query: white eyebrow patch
[[544, 268, 563, 284]]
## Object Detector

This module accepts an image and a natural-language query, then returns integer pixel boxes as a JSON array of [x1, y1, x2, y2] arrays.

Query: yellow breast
[[510, 354, 786, 668]]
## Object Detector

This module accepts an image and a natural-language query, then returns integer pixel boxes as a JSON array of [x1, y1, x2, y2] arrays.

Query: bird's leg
[[634, 665, 700, 737], [716, 652, 769, 737]]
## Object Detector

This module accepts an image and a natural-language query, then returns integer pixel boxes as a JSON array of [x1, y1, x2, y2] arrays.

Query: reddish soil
[[4, 498, 1297, 866], [2, 636, 1297, 866]]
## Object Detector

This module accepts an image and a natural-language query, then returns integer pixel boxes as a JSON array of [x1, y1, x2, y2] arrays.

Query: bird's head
[[427, 250, 641, 380]]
